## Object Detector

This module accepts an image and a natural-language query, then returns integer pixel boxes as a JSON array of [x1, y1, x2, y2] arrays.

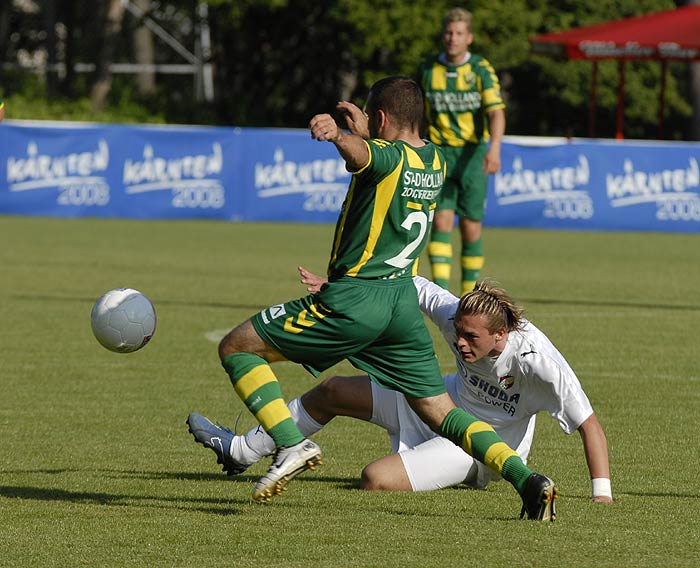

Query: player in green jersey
[[419, 7, 506, 295], [187, 76, 557, 520]]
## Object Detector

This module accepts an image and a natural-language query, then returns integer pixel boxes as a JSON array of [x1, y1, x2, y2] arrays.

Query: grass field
[[1, 215, 699, 567]]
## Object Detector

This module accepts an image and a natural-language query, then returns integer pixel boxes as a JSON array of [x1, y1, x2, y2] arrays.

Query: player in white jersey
[[195, 272, 612, 503]]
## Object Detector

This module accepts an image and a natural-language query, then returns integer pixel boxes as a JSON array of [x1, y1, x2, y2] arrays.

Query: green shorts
[[251, 277, 446, 398], [438, 144, 488, 221]]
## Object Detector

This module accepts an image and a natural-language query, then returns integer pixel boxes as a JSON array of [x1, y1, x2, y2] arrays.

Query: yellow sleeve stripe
[[255, 398, 293, 431], [352, 139, 373, 174], [233, 365, 278, 400], [346, 156, 404, 276], [482, 88, 504, 108], [407, 201, 423, 210]]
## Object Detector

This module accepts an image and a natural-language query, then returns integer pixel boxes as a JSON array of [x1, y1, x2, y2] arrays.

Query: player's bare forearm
[[578, 413, 613, 503], [309, 112, 369, 171], [483, 108, 505, 174]]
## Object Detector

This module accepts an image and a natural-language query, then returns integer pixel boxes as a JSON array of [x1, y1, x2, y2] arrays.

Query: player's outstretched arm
[[578, 413, 613, 503], [309, 112, 369, 171]]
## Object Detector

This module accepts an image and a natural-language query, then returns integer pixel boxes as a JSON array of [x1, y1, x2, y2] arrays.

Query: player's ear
[[377, 109, 388, 131]]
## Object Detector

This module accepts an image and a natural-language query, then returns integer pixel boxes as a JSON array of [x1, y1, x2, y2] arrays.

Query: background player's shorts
[[251, 277, 446, 398], [437, 144, 488, 221]]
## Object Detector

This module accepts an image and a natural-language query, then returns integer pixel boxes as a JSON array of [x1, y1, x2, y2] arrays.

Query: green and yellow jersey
[[418, 53, 504, 147], [328, 139, 445, 281]]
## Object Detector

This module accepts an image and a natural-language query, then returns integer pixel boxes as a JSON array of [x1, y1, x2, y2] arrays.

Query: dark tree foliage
[[0, 0, 696, 139]]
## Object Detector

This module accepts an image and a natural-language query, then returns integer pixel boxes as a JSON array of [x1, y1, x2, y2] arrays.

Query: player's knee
[[360, 464, 387, 491], [217, 330, 235, 360], [360, 462, 401, 491], [217, 322, 248, 360]]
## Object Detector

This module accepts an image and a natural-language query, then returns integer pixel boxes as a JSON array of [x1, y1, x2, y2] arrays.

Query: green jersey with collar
[[419, 53, 505, 146], [327, 138, 445, 280]]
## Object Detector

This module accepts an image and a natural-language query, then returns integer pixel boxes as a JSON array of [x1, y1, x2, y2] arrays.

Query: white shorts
[[369, 380, 534, 492]]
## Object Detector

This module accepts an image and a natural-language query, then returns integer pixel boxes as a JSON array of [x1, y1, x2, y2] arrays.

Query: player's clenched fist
[[309, 114, 340, 142]]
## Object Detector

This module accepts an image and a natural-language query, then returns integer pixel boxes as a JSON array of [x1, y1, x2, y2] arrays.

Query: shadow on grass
[[0, 483, 246, 516], [0, 467, 362, 515]]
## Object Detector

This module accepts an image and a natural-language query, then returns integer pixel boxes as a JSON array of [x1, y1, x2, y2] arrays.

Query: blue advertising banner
[[1, 120, 699, 232], [0, 121, 241, 220], [491, 137, 700, 232], [236, 127, 350, 223]]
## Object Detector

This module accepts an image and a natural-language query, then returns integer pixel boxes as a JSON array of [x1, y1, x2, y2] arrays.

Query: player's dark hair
[[457, 279, 526, 333], [366, 76, 424, 133]]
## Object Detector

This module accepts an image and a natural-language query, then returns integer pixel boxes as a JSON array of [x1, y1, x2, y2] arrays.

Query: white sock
[[232, 397, 325, 464]]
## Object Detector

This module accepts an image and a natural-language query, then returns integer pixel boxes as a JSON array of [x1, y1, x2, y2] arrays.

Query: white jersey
[[373, 276, 594, 490]]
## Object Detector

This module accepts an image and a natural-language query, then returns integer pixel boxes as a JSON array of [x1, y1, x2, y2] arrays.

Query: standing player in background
[[420, 7, 505, 295], [0, 96, 5, 121], [188, 76, 558, 520]]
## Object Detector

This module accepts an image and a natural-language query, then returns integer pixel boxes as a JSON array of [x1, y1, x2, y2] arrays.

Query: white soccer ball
[[91, 288, 157, 353]]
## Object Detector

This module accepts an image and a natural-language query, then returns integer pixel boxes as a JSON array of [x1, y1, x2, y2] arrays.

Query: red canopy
[[529, 5, 700, 139], [531, 5, 700, 61]]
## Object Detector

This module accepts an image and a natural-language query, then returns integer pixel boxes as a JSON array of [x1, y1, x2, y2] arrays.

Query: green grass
[[1, 215, 699, 567]]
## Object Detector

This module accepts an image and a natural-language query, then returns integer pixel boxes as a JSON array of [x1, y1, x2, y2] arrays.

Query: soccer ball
[[91, 288, 157, 353]]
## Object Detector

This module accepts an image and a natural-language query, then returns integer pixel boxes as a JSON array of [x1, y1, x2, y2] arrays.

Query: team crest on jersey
[[498, 375, 515, 390], [462, 70, 476, 87]]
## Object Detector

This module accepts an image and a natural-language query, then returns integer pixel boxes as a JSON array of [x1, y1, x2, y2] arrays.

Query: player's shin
[[428, 231, 453, 289], [461, 239, 484, 294], [439, 408, 533, 496], [221, 352, 304, 448]]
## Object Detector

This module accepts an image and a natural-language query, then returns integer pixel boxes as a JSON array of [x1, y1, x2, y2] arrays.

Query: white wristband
[[591, 478, 612, 499]]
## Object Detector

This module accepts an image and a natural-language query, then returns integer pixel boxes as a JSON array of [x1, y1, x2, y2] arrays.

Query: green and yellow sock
[[428, 230, 453, 289], [221, 352, 304, 448], [461, 239, 484, 295], [440, 407, 533, 496]]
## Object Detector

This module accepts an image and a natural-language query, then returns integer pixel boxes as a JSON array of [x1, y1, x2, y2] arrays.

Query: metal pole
[[198, 2, 214, 102], [615, 60, 625, 140], [588, 60, 598, 138], [658, 60, 667, 140]]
